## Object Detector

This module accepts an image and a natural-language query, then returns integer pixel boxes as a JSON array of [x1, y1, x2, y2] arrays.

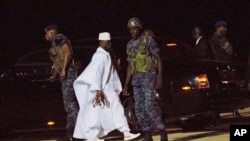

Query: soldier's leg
[[133, 86, 153, 141], [61, 78, 79, 139], [133, 86, 152, 132], [143, 72, 165, 130], [143, 72, 167, 141]]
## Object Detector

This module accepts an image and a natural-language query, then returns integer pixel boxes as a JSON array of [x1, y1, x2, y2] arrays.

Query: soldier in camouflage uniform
[[45, 25, 79, 141], [123, 17, 168, 141], [209, 21, 241, 117], [209, 21, 234, 62]]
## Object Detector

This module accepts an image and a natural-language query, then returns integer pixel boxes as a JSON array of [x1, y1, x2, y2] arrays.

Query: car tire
[[177, 114, 215, 131]]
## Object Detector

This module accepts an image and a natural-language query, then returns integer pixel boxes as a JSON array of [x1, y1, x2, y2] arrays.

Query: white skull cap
[[98, 32, 111, 40]]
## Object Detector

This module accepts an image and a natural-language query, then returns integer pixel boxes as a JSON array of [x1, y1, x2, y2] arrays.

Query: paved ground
[[95, 107, 250, 141], [2, 107, 250, 141]]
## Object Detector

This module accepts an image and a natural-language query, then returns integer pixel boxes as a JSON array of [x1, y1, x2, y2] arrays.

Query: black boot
[[58, 127, 75, 141], [233, 110, 241, 117], [144, 132, 153, 141], [160, 129, 168, 141], [71, 137, 84, 141]]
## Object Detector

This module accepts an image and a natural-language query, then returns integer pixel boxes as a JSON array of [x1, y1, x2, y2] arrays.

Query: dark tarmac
[[2, 107, 250, 141]]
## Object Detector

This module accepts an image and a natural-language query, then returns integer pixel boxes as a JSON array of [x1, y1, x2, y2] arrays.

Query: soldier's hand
[[60, 69, 66, 80], [48, 75, 56, 82], [156, 75, 163, 90], [123, 85, 130, 96]]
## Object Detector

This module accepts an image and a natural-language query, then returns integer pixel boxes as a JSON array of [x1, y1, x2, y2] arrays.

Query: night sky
[[1, 0, 249, 65]]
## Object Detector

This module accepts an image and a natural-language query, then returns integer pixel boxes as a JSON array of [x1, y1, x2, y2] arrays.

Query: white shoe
[[124, 133, 141, 141]]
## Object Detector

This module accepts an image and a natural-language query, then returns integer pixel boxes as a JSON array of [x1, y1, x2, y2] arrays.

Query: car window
[[181, 44, 202, 58], [162, 45, 180, 59], [15, 49, 50, 65], [158, 39, 202, 60]]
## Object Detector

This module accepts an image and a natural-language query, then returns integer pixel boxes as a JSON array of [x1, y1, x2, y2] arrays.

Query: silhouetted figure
[[191, 26, 210, 58], [209, 21, 234, 62], [209, 21, 240, 117]]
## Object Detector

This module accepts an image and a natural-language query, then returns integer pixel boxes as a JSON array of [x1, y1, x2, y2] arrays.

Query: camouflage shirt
[[49, 34, 72, 72], [126, 35, 159, 74], [209, 34, 233, 62]]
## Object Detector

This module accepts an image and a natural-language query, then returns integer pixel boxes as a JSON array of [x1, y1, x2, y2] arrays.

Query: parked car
[[0, 38, 122, 139], [122, 37, 250, 131], [1, 36, 250, 139], [0, 48, 64, 139]]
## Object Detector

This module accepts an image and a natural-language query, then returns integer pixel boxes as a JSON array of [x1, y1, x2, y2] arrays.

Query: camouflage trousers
[[132, 71, 165, 132], [61, 64, 79, 138]]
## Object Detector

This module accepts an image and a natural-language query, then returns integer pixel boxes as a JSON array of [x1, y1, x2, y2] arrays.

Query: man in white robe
[[73, 32, 140, 141]]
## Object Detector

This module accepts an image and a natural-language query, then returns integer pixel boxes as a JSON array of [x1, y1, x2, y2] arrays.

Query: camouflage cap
[[127, 17, 142, 29]]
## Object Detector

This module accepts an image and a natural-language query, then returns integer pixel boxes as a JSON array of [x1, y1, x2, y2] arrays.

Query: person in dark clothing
[[191, 26, 210, 58], [45, 25, 79, 141], [209, 21, 234, 62], [209, 21, 241, 117]]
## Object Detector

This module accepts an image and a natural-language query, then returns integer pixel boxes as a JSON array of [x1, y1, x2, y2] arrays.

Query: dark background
[[1, 0, 249, 67]]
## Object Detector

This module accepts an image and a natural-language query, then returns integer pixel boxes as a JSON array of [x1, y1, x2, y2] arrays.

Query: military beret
[[215, 21, 227, 27], [45, 24, 59, 32]]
